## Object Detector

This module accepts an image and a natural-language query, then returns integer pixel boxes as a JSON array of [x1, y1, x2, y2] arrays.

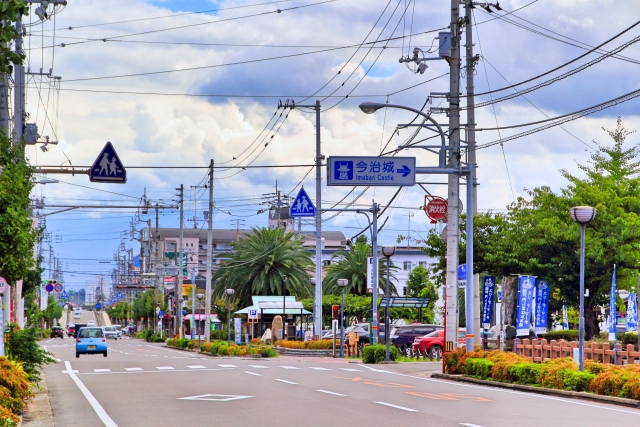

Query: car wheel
[[76, 352, 80, 358], [430, 345, 442, 360], [103, 351, 107, 357]]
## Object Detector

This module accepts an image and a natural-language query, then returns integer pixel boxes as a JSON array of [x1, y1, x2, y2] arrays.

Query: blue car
[[76, 327, 108, 358]]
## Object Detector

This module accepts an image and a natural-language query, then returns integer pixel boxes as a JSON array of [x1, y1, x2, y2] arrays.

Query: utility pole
[[313, 100, 322, 340], [13, 11, 24, 145], [205, 159, 214, 343], [176, 184, 184, 338], [404, 213, 414, 249], [465, 1, 481, 350], [154, 204, 160, 333], [0, 70, 9, 131], [445, 0, 462, 351]]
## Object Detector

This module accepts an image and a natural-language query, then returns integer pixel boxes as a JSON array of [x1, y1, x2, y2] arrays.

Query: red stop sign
[[425, 196, 448, 221]]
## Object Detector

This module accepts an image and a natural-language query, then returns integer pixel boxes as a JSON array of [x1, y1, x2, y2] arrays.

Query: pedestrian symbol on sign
[[89, 141, 127, 184], [289, 187, 315, 217]]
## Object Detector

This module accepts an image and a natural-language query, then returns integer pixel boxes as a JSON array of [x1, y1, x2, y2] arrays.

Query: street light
[[337, 279, 349, 357], [282, 275, 288, 341], [381, 246, 396, 362], [570, 206, 596, 372], [225, 288, 235, 346]]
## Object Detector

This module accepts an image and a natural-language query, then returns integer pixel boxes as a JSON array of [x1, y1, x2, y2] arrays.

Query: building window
[[418, 261, 427, 268], [322, 260, 332, 267], [402, 286, 407, 296], [403, 261, 411, 271], [166, 241, 177, 253]]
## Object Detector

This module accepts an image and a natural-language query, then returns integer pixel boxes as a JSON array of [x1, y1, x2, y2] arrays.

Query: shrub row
[[538, 330, 579, 341], [0, 357, 33, 427], [166, 339, 277, 358], [446, 348, 640, 400], [275, 340, 338, 350], [362, 344, 398, 364]]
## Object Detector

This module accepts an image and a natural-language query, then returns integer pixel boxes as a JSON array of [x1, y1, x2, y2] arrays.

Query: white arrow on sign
[[177, 394, 254, 402]]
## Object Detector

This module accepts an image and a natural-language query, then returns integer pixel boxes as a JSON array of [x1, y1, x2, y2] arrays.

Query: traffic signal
[[332, 305, 339, 320]]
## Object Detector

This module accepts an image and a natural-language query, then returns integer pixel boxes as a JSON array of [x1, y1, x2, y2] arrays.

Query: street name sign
[[327, 156, 416, 186], [90, 141, 127, 184], [289, 187, 315, 217]]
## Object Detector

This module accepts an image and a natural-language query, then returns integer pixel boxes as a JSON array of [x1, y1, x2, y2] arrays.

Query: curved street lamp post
[[570, 206, 596, 372], [282, 275, 288, 341], [381, 246, 396, 361]]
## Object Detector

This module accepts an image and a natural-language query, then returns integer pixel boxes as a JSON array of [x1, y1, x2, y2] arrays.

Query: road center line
[[244, 371, 262, 376], [315, 389, 347, 396], [374, 402, 418, 412], [275, 379, 298, 384], [64, 361, 118, 427], [460, 423, 485, 427]]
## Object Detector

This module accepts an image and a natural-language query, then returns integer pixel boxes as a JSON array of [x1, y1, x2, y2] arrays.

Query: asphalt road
[[40, 339, 640, 427]]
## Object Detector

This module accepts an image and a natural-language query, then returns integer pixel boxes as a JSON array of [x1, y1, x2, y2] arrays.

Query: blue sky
[[24, 0, 640, 290]]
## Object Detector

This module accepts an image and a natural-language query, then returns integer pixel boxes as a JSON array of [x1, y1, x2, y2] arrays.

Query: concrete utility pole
[[465, 1, 481, 350], [205, 159, 214, 343], [313, 100, 322, 340], [0, 71, 9, 131], [177, 184, 184, 338], [445, 0, 462, 351]]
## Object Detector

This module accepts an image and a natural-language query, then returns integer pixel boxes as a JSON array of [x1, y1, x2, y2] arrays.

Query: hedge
[[362, 344, 398, 364], [444, 349, 640, 400], [538, 330, 579, 341], [166, 339, 277, 358], [0, 357, 32, 427], [276, 340, 338, 350]]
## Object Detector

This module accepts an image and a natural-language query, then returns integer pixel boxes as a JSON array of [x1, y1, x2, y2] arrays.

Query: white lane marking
[[244, 371, 262, 376], [93, 369, 111, 373], [460, 424, 485, 427], [218, 364, 237, 368], [374, 402, 419, 412], [54, 358, 62, 362], [187, 365, 207, 369], [43, 346, 48, 352], [279, 366, 301, 370], [124, 368, 143, 371], [248, 365, 269, 369], [339, 368, 361, 372], [62, 370, 79, 374], [357, 364, 392, 373], [370, 370, 640, 416], [309, 367, 331, 371], [46, 339, 54, 343], [156, 366, 175, 370], [316, 389, 347, 396], [275, 379, 298, 385], [177, 394, 254, 402], [64, 361, 118, 427]]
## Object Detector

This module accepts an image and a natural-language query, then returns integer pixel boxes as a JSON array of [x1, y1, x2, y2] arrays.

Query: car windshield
[[79, 328, 103, 338]]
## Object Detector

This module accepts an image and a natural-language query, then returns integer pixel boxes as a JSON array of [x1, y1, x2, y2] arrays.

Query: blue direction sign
[[290, 187, 315, 217], [89, 141, 127, 183], [95, 303, 102, 309], [327, 156, 416, 186], [116, 292, 123, 300], [458, 264, 467, 281]]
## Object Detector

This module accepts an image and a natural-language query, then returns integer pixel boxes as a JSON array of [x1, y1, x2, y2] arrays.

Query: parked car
[[412, 329, 467, 360], [76, 327, 108, 358], [66, 324, 75, 337], [50, 326, 64, 339], [389, 324, 443, 355], [102, 326, 118, 340], [113, 325, 123, 338], [73, 323, 88, 339]]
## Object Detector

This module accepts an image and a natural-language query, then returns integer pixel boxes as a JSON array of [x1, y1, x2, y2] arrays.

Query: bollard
[[244, 349, 246, 357], [258, 346, 261, 355]]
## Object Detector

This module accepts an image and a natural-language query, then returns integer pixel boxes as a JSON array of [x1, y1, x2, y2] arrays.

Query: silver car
[[113, 325, 123, 338], [102, 326, 119, 340]]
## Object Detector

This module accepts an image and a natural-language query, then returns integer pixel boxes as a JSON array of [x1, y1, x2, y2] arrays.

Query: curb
[[20, 374, 55, 427], [431, 373, 640, 409]]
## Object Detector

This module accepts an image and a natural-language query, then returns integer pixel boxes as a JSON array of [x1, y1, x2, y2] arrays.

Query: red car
[[412, 329, 467, 360]]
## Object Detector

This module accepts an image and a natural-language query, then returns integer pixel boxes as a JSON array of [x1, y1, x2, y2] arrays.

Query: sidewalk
[[20, 375, 54, 427]]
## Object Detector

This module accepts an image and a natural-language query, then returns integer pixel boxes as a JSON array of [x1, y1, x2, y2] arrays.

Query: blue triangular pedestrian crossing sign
[[61, 291, 68, 299], [117, 292, 123, 299], [290, 187, 315, 217], [90, 141, 127, 183]]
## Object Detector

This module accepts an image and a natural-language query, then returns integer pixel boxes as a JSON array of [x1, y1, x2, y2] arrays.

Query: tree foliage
[[323, 241, 398, 296], [421, 118, 640, 338], [0, 1, 28, 74], [211, 227, 314, 307], [42, 295, 61, 327]]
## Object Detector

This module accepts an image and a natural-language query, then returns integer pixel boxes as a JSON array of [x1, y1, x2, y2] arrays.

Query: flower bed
[[275, 339, 338, 350], [166, 339, 276, 358], [0, 357, 33, 427], [444, 348, 640, 400]]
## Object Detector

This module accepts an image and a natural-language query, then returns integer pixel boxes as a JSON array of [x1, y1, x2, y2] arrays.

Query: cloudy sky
[[24, 0, 640, 290]]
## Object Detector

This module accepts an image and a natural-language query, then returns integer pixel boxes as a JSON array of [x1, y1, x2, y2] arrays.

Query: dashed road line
[[187, 365, 207, 369], [275, 379, 298, 385], [374, 402, 418, 412], [93, 369, 111, 373], [315, 390, 346, 396], [309, 367, 331, 371], [64, 361, 118, 427], [124, 368, 143, 371], [248, 365, 269, 369], [460, 424, 485, 427], [218, 364, 238, 368], [339, 368, 360, 372], [156, 366, 175, 370], [279, 366, 300, 370], [244, 371, 262, 376]]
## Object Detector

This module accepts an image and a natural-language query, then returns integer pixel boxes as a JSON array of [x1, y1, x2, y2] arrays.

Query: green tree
[[0, 1, 28, 74], [211, 227, 314, 307], [405, 266, 438, 323], [322, 241, 398, 296], [42, 295, 62, 327]]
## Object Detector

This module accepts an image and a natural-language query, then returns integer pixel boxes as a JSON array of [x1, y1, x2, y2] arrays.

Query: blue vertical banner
[[626, 291, 637, 332], [562, 305, 568, 330], [534, 281, 550, 334], [608, 265, 617, 341], [481, 276, 496, 329], [516, 276, 536, 336]]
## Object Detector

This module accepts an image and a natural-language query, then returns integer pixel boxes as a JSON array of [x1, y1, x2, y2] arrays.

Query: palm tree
[[212, 227, 314, 306], [323, 241, 398, 295]]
